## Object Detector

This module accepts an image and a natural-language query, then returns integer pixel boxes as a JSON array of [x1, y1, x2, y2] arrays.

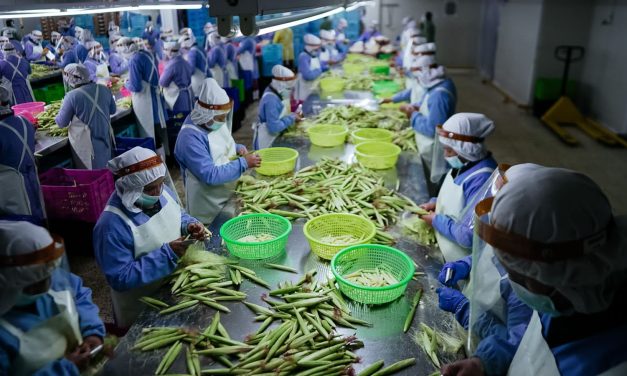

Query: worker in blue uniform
[[237, 37, 258, 95], [180, 33, 210, 98], [159, 41, 194, 118], [108, 34, 128, 75], [225, 42, 238, 84], [83, 42, 110, 85], [0, 43, 34, 104], [335, 18, 349, 55], [295, 34, 325, 102], [254, 65, 301, 150], [58, 37, 81, 68], [1, 28, 24, 56], [202, 22, 215, 52], [175, 78, 261, 225], [0, 220, 106, 375], [0, 87, 45, 225], [46, 31, 62, 57], [93, 147, 207, 328], [358, 20, 382, 43], [206, 32, 228, 87], [55, 64, 116, 169], [442, 165, 627, 376], [23, 30, 48, 62], [318, 29, 343, 67]]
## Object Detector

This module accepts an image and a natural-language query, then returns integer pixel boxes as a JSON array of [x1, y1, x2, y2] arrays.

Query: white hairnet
[[504, 163, 544, 182], [107, 147, 167, 213], [304, 34, 321, 46], [74, 26, 83, 37], [63, 63, 91, 88], [491, 167, 627, 314], [179, 34, 195, 49], [180, 28, 194, 38], [414, 42, 436, 54], [0, 220, 63, 315], [2, 42, 16, 57], [204, 22, 215, 34], [270, 64, 296, 93], [160, 29, 173, 42], [439, 113, 495, 161], [337, 18, 348, 30], [79, 28, 93, 44], [191, 78, 231, 126], [349, 41, 364, 53], [164, 41, 180, 58], [320, 29, 335, 42], [208, 32, 221, 48], [417, 65, 445, 88], [0, 36, 8, 46], [31, 30, 42, 42]]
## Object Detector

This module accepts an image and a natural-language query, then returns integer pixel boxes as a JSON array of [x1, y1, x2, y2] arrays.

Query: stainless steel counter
[[103, 111, 463, 375]]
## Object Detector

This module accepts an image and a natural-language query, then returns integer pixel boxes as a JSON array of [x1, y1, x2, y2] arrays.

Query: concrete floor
[[73, 70, 627, 325]]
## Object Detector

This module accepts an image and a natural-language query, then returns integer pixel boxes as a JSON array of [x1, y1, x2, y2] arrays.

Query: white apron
[[183, 123, 237, 225], [67, 85, 111, 170], [414, 85, 454, 174], [253, 90, 290, 150], [226, 61, 239, 81], [7, 57, 35, 104], [31, 43, 44, 61], [0, 117, 44, 218], [209, 66, 225, 87], [0, 290, 82, 376], [131, 51, 167, 140], [104, 189, 182, 328], [319, 48, 330, 64], [410, 83, 426, 105], [435, 167, 494, 262], [238, 51, 254, 72], [190, 47, 209, 97], [95, 62, 110, 86], [296, 54, 321, 101]]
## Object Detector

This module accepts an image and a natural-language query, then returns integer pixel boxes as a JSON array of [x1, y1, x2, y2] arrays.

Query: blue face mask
[[510, 280, 562, 316], [136, 193, 159, 208], [14, 291, 47, 307], [209, 120, 225, 131], [445, 155, 465, 169]]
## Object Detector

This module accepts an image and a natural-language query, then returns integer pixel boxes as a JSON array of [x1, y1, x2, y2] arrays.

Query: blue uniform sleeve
[[392, 88, 410, 103], [159, 62, 174, 87], [475, 335, 518, 376], [67, 273, 106, 339], [24, 43, 37, 61], [261, 94, 295, 134], [432, 214, 473, 249], [298, 53, 322, 81], [55, 93, 75, 128], [455, 298, 470, 329], [93, 209, 180, 292], [109, 54, 128, 75], [125, 55, 144, 93], [410, 89, 454, 137], [31, 358, 80, 376], [175, 129, 247, 186], [84, 60, 97, 82]]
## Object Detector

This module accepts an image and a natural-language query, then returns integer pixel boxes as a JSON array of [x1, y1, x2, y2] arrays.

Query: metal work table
[[104, 96, 463, 375]]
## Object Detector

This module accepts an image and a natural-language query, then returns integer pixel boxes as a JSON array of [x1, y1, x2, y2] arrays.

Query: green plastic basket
[[372, 80, 400, 98], [255, 147, 299, 176], [355, 141, 401, 170], [331, 244, 415, 304], [320, 77, 346, 92], [303, 213, 376, 260], [370, 66, 390, 75], [351, 128, 394, 145], [220, 213, 292, 259], [308, 124, 348, 147]]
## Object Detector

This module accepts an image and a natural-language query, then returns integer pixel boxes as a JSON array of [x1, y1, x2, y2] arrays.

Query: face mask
[[510, 280, 563, 316], [136, 193, 160, 208], [281, 89, 291, 98], [416, 71, 430, 88], [15, 291, 47, 307], [445, 155, 464, 169], [206, 120, 225, 131]]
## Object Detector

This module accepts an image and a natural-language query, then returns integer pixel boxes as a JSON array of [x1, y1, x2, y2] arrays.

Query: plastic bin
[[12, 102, 45, 117], [231, 79, 245, 102], [39, 168, 114, 223], [114, 136, 155, 157]]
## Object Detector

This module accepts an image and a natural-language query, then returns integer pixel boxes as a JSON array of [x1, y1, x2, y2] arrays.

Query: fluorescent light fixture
[[256, 7, 344, 36], [138, 4, 202, 10], [4, 9, 61, 14], [346, 1, 375, 12]]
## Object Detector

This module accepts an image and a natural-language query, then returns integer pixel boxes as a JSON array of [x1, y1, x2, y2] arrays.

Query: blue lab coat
[[125, 50, 169, 124], [186, 45, 210, 77], [108, 52, 128, 75], [23, 38, 44, 61], [257, 86, 296, 143], [0, 55, 33, 104], [297, 50, 324, 81], [159, 55, 194, 114], [410, 78, 457, 137]]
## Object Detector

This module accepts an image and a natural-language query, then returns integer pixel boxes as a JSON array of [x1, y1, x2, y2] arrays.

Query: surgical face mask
[[510, 280, 563, 317], [136, 193, 160, 208], [416, 71, 430, 88], [281, 88, 291, 98], [445, 155, 465, 169], [205, 120, 225, 131], [15, 290, 47, 307]]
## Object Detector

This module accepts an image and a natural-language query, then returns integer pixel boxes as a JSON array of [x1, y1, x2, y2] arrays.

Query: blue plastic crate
[[114, 137, 155, 156], [262, 43, 283, 61], [115, 123, 139, 138]]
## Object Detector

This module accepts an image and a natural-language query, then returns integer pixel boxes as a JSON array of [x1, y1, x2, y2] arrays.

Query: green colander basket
[[331, 244, 415, 304], [355, 141, 401, 170], [303, 213, 376, 260], [320, 77, 346, 92], [255, 147, 299, 176], [351, 128, 394, 145], [220, 213, 292, 259], [372, 80, 400, 98], [307, 124, 348, 147]]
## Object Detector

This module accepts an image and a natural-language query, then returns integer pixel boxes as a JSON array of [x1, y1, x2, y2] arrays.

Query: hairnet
[[164, 41, 180, 58], [190, 78, 231, 126], [414, 42, 436, 54], [208, 32, 221, 48], [0, 36, 8, 45], [417, 64, 445, 88], [160, 29, 173, 42], [2, 41, 16, 56], [504, 163, 544, 183], [63, 63, 91, 88], [491, 167, 627, 314], [79, 28, 93, 44], [31, 30, 42, 41], [319, 29, 335, 42], [349, 41, 364, 53], [439, 113, 495, 161], [87, 41, 103, 59], [62, 36, 76, 50], [337, 18, 348, 30], [204, 22, 215, 34], [74, 26, 83, 37], [180, 28, 194, 38], [304, 34, 321, 46], [117, 37, 137, 56], [270, 64, 296, 93], [107, 147, 166, 213], [179, 34, 195, 49], [0, 220, 63, 315]]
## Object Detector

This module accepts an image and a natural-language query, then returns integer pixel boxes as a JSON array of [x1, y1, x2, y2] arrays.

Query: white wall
[[492, 0, 544, 105]]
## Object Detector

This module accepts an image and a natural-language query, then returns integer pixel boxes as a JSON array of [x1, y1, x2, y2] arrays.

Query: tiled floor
[[72, 71, 627, 325]]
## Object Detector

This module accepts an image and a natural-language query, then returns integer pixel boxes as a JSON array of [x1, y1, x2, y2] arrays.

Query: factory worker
[[0, 43, 34, 104], [1, 28, 23, 56], [0, 20, 19, 42], [0, 220, 106, 375], [159, 41, 194, 117], [359, 20, 381, 43], [83, 41, 110, 85], [400, 58, 456, 183], [273, 27, 294, 68], [225, 42, 239, 82], [23, 30, 47, 62], [442, 166, 627, 376], [0, 36, 9, 59], [155, 28, 173, 60], [94, 147, 206, 328], [175, 79, 261, 224], [237, 37, 258, 95], [202, 22, 215, 51], [348, 40, 365, 54], [419, 113, 497, 261], [47, 31, 62, 56], [74, 26, 83, 42], [295, 34, 324, 101], [55, 64, 116, 170], [142, 21, 158, 47], [58, 36, 82, 68], [108, 21, 120, 37], [254, 65, 301, 150], [207, 32, 228, 87], [121, 37, 168, 154], [319, 29, 342, 66], [108, 34, 128, 75], [180, 33, 210, 98], [383, 53, 434, 107], [0, 87, 45, 225]]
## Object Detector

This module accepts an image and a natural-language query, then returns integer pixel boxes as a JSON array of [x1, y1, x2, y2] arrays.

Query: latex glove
[[441, 357, 485, 376], [436, 287, 467, 313], [438, 259, 471, 287]]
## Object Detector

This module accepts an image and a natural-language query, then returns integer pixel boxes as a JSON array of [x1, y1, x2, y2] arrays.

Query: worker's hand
[[438, 260, 471, 287], [237, 146, 249, 156], [380, 98, 393, 104], [399, 104, 417, 118], [419, 202, 436, 211], [65, 346, 91, 371], [80, 335, 103, 353], [441, 357, 485, 376], [187, 222, 206, 241], [294, 112, 303, 122], [245, 153, 262, 169], [436, 287, 467, 314], [42, 48, 49, 55], [169, 237, 191, 257], [420, 212, 435, 226]]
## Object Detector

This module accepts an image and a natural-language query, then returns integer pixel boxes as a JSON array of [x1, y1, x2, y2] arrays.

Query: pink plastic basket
[[12, 101, 45, 116], [119, 86, 131, 97], [39, 168, 114, 223]]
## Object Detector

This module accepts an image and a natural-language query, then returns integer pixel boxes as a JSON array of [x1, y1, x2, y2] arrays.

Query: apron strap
[[104, 204, 136, 229], [0, 117, 33, 170], [7, 58, 26, 81], [462, 166, 495, 182]]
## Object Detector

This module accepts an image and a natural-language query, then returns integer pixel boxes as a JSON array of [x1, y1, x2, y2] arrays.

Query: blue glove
[[438, 258, 471, 287], [436, 287, 468, 314]]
